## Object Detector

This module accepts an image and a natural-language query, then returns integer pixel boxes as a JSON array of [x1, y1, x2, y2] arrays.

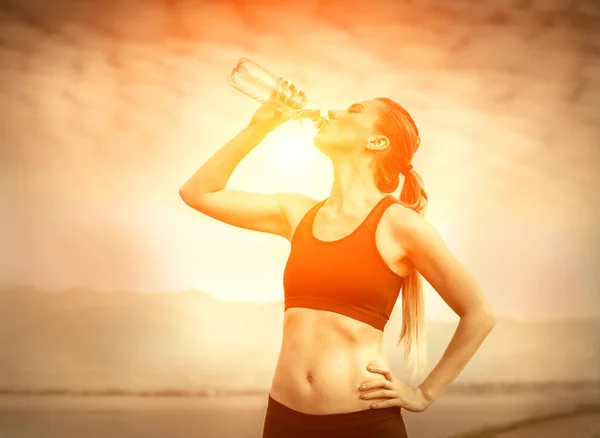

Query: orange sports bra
[[283, 195, 405, 331]]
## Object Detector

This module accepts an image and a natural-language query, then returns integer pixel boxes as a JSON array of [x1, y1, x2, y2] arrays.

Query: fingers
[[290, 84, 307, 102], [359, 389, 394, 400], [287, 82, 304, 100], [370, 399, 398, 409], [283, 81, 297, 94], [359, 380, 393, 391], [366, 365, 395, 382]]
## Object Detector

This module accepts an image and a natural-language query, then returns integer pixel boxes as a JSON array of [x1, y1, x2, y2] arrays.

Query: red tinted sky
[[1, 0, 598, 320]]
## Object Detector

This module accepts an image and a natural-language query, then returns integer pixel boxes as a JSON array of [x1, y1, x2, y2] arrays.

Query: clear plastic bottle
[[227, 57, 327, 128]]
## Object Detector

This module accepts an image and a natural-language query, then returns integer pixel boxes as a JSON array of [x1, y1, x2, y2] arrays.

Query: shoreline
[[0, 379, 598, 398]]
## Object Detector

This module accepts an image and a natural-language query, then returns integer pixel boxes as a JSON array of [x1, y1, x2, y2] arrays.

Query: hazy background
[[0, 0, 599, 436], [1, 0, 599, 319]]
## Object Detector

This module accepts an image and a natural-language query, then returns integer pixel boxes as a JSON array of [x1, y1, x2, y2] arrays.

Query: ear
[[366, 134, 390, 151]]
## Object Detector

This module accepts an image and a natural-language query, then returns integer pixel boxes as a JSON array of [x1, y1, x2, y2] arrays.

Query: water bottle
[[227, 57, 327, 128]]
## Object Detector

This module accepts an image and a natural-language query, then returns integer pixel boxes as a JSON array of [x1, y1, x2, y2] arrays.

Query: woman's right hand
[[249, 103, 290, 131], [249, 83, 304, 131]]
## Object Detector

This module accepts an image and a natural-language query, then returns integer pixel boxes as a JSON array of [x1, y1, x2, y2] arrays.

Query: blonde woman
[[179, 98, 496, 438]]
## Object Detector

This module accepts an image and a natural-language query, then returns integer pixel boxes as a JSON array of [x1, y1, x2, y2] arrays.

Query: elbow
[[179, 183, 215, 208], [178, 186, 193, 205], [479, 305, 497, 331], [463, 305, 497, 331], [178, 186, 187, 200]]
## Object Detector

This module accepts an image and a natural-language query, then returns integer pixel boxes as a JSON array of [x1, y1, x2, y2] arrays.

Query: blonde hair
[[373, 97, 428, 380]]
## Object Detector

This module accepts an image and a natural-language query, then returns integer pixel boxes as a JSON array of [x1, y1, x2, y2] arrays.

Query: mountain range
[[0, 285, 598, 392]]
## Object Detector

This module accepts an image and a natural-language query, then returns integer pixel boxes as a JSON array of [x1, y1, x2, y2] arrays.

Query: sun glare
[[269, 120, 318, 167]]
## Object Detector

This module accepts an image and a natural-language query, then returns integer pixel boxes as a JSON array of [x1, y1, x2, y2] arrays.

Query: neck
[[326, 155, 385, 214]]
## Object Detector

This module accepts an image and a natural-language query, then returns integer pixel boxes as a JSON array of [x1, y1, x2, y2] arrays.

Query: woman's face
[[313, 99, 386, 155]]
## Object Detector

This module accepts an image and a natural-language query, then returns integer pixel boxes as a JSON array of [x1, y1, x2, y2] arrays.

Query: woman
[[179, 97, 496, 438]]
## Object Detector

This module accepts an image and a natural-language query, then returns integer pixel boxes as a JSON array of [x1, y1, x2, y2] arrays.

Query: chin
[[312, 133, 336, 155]]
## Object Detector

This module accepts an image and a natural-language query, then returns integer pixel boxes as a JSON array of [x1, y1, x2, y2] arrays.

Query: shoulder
[[386, 202, 444, 256]]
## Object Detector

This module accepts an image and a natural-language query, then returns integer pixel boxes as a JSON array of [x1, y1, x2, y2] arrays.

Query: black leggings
[[262, 395, 408, 438]]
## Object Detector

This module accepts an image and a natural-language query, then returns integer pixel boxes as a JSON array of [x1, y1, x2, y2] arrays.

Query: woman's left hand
[[358, 365, 431, 413]]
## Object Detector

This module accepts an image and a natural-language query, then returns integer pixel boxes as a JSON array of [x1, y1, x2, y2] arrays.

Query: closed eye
[[348, 104, 364, 113]]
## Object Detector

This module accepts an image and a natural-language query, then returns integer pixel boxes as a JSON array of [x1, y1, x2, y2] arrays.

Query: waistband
[[266, 395, 401, 431]]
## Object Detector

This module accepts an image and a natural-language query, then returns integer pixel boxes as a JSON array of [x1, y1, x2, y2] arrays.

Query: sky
[[0, 0, 599, 321]]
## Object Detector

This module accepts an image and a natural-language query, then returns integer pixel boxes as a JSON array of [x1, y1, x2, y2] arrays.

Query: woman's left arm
[[394, 208, 497, 407]]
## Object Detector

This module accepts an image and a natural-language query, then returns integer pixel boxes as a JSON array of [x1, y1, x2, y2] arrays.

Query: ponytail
[[396, 167, 428, 380]]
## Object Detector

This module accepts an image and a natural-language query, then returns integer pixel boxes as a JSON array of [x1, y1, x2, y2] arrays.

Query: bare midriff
[[268, 307, 392, 415]]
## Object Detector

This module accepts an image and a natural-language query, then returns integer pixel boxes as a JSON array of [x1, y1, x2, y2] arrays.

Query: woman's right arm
[[178, 104, 313, 241]]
